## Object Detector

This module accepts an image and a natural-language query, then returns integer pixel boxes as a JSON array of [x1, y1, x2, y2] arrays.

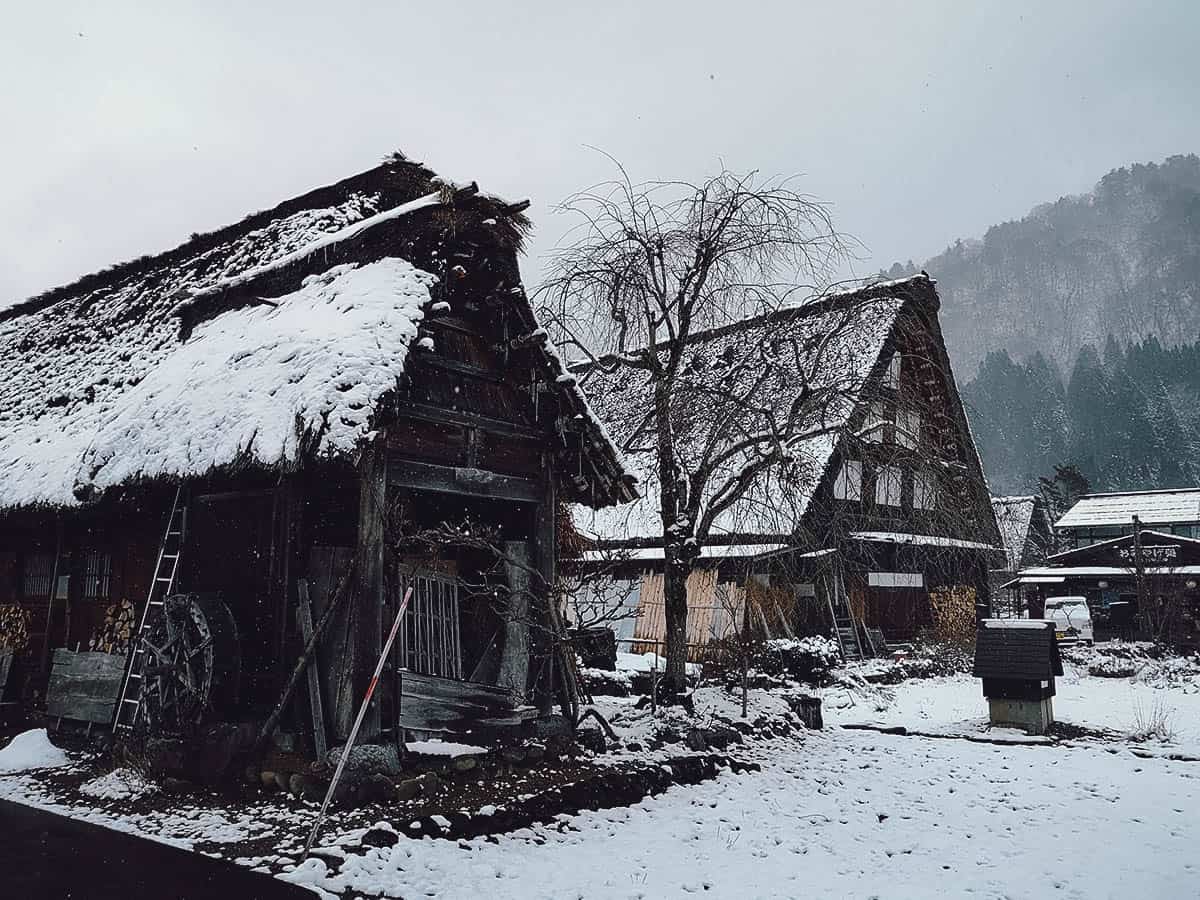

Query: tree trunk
[[661, 544, 697, 694]]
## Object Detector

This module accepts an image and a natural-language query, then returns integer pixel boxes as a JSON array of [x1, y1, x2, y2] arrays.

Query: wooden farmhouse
[[569, 275, 1002, 660], [0, 154, 635, 761], [1054, 488, 1200, 548], [1006, 529, 1200, 647]]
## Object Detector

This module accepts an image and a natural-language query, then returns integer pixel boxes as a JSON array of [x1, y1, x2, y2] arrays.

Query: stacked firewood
[[90, 598, 136, 655], [928, 585, 977, 644], [0, 604, 30, 652]]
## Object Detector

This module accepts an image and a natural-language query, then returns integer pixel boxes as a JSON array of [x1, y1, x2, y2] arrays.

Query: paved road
[[0, 798, 311, 899]]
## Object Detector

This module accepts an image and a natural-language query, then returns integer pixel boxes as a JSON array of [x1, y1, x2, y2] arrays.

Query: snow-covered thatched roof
[[572, 276, 937, 545], [992, 495, 1038, 569], [0, 154, 630, 510]]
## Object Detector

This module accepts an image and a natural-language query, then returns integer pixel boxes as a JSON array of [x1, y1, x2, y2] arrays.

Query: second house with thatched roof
[[568, 275, 1001, 662]]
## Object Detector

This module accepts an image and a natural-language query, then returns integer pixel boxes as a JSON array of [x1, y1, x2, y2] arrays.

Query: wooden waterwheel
[[139, 593, 241, 735]]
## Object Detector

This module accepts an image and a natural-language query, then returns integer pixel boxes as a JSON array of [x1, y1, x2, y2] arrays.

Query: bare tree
[[537, 162, 857, 693]]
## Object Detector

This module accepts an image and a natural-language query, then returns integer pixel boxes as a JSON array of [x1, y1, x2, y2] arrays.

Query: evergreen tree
[[1023, 352, 1069, 486], [963, 335, 1200, 494], [1065, 344, 1109, 486], [1038, 463, 1092, 537]]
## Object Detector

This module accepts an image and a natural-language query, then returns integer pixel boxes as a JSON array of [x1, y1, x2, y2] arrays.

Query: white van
[[1043, 596, 1094, 645]]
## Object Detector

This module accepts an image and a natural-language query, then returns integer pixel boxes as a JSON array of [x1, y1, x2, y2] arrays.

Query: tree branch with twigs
[[537, 160, 879, 693]]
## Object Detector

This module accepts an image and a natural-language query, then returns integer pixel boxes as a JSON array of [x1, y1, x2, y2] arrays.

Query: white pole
[[303, 586, 412, 857]]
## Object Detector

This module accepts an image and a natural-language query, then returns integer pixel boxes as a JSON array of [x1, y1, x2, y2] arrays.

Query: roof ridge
[[572, 274, 934, 370], [1, 153, 443, 325], [1076, 487, 1200, 499]]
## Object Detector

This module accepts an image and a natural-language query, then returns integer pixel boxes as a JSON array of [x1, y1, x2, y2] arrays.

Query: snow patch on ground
[[79, 767, 160, 801], [0, 729, 72, 774], [615, 651, 699, 676], [404, 740, 487, 757]]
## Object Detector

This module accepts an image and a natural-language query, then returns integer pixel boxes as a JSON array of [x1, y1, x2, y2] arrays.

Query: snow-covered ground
[[275, 728, 1199, 899], [4, 653, 1200, 898], [822, 654, 1200, 754]]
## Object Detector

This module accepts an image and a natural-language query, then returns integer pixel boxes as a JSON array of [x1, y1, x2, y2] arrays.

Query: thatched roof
[[0, 154, 631, 509], [573, 277, 935, 545], [991, 495, 1046, 570]]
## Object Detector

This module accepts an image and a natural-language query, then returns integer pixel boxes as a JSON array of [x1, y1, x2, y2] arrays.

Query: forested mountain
[[884, 155, 1200, 377], [961, 338, 1200, 495], [880, 154, 1200, 495]]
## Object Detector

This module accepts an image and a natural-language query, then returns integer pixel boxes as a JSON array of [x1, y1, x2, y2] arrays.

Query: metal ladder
[[112, 485, 188, 733]]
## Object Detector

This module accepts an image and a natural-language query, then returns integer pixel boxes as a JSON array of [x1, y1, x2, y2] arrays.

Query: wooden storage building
[[0, 154, 635, 752]]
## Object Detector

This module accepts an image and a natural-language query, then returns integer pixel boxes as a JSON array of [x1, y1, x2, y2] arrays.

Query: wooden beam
[[193, 489, 276, 504], [421, 316, 488, 340], [394, 401, 545, 442], [388, 459, 541, 504], [359, 440, 386, 743], [410, 352, 504, 384]]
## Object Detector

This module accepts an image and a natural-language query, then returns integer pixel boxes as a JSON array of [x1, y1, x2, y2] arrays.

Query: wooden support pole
[[533, 463, 579, 722], [338, 440, 386, 742], [296, 580, 328, 760], [38, 517, 64, 682], [497, 541, 532, 698], [253, 558, 355, 757]]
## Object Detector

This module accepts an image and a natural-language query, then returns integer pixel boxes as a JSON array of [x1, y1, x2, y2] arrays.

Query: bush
[[755, 637, 841, 684], [1130, 696, 1177, 743]]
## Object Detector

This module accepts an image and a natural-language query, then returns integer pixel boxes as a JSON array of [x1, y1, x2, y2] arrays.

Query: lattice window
[[863, 401, 887, 443], [22, 553, 55, 599], [82, 551, 112, 603], [397, 570, 462, 678]]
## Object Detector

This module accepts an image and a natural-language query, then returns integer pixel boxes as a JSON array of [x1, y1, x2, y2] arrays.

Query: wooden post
[[1133, 514, 1149, 635], [339, 440, 386, 742], [253, 557, 355, 757], [497, 541, 532, 698], [534, 461, 577, 718], [272, 476, 304, 677], [38, 517, 64, 682], [296, 580, 328, 760]]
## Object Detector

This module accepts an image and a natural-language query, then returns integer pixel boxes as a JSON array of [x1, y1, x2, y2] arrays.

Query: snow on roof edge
[[0, 258, 433, 510]]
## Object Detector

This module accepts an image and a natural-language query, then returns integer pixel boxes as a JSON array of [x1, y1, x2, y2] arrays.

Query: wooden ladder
[[825, 565, 865, 662], [112, 485, 188, 734]]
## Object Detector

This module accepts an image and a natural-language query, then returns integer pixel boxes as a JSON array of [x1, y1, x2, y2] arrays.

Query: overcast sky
[[2, 0, 1198, 307]]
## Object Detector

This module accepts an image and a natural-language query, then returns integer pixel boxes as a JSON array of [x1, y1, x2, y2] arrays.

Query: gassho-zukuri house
[[0, 153, 636, 768], [568, 275, 1003, 660]]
